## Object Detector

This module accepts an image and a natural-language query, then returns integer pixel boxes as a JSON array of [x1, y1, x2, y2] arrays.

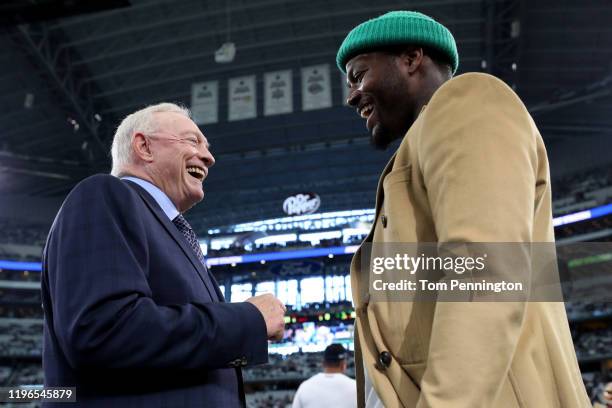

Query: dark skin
[[346, 47, 450, 149]]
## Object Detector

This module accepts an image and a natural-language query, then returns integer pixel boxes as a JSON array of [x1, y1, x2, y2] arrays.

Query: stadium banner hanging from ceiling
[[228, 75, 257, 121], [191, 80, 218, 124], [283, 192, 321, 216], [264, 69, 293, 116], [301, 64, 332, 111]]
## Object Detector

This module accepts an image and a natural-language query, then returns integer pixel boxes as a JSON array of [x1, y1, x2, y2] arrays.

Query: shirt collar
[[121, 176, 180, 221]]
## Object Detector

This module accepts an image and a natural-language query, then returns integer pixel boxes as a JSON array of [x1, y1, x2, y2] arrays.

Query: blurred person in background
[[292, 343, 356, 408], [594, 382, 612, 408], [41, 103, 285, 407], [336, 10, 590, 408]]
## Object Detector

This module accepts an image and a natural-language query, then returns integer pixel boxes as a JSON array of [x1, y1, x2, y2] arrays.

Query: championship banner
[[301, 64, 332, 111], [264, 70, 293, 116], [191, 81, 218, 124], [228, 75, 256, 121]]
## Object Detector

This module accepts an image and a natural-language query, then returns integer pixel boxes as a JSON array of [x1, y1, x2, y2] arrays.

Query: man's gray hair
[[110, 102, 191, 176]]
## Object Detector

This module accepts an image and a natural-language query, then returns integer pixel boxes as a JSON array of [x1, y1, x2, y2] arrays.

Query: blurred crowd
[[243, 351, 355, 383]]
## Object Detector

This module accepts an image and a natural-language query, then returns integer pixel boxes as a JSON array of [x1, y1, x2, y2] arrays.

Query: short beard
[[370, 123, 401, 150]]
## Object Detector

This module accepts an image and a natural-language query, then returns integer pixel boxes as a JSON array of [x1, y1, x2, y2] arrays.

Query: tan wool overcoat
[[350, 73, 591, 408]]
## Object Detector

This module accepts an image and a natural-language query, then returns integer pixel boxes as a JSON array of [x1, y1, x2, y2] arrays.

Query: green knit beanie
[[336, 11, 458, 74]]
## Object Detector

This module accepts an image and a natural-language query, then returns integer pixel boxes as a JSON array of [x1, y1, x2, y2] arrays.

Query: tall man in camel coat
[[337, 10, 590, 408]]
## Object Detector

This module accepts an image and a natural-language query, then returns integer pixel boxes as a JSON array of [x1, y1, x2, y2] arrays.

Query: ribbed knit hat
[[336, 11, 458, 74]]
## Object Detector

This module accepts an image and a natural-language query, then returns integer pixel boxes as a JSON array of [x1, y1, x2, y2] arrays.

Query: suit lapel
[[208, 270, 225, 301], [350, 153, 396, 408], [352, 152, 396, 305], [123, 180, 219, 301], [372, 152, 396, 233]]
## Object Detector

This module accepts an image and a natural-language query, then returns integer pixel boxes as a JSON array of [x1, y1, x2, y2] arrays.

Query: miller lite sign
[[283, 193, 321, 216]]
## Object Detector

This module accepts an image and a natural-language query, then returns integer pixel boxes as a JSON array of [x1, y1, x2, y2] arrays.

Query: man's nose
[[201, 148, 215, 168], [347, 89, 361, 107]]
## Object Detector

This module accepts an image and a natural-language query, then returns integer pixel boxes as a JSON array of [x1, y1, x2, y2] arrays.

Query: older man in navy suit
[[41, 103, 285, 407]]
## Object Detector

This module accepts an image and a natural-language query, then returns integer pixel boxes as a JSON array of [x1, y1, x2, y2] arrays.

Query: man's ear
[[132, 132, 153, 162], [398, 47, 424, 74]]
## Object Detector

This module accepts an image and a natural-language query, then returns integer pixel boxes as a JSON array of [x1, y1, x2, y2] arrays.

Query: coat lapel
[[352, 152, 396, 305], [123, 180, 219, 301], [350, 152, 396, 408]]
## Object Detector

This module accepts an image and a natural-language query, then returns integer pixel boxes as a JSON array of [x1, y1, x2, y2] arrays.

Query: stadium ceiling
[[0, 0, 611, 233]]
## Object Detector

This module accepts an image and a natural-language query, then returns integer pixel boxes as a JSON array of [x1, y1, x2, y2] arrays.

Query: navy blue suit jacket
[[41, 174, 268, 407]]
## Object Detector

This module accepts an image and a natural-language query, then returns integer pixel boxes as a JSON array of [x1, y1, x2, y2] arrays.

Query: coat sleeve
[[44, 175, 268, 370], [414, 74, 538, 407]]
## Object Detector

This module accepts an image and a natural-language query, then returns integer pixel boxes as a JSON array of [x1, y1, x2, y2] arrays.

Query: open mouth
[[359, 103, 374, 119], [358, 103, 378, 131], [186, 166, 206, 181]]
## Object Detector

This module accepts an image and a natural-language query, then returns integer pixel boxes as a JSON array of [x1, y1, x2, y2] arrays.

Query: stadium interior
[[0, 0, 611, 407]]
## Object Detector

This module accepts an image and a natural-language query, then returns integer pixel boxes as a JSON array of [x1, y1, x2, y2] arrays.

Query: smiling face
[[142, 111, 215, 212], [346, 51, 419, 149]]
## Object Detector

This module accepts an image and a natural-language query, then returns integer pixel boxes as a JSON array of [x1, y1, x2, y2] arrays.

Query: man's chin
[[194, 189, 205, 203], [181, 190, 204, 211], [370, 125, 396, 150]]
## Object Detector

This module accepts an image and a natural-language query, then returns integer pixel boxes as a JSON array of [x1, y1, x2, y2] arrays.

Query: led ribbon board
[[3, 203, 612, 271]]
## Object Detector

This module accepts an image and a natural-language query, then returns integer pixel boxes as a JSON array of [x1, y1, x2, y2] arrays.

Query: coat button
[[381, 214, 387, 228], [378, 351, 392, 369]]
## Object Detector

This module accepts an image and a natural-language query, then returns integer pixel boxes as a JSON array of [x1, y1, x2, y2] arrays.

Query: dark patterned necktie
[[172, 214, 206, 266], [172, 214, 223, 301]]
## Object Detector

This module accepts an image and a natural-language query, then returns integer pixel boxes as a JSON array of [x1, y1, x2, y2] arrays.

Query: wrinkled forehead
[[154, 111, 205, 137]]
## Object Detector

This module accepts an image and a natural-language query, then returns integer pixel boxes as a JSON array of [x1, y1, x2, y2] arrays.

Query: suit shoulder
[[421, 72, 533, 135], [428, 72, 526, 112], [414, 72, 538, 154], [74, 173, 123, 188], [69, 174, 128, 196], [61, 174, 136, 211], [438, 72, 514, 93]]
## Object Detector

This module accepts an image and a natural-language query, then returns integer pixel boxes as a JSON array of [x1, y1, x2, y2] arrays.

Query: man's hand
[[246, 293, 286, 341]]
